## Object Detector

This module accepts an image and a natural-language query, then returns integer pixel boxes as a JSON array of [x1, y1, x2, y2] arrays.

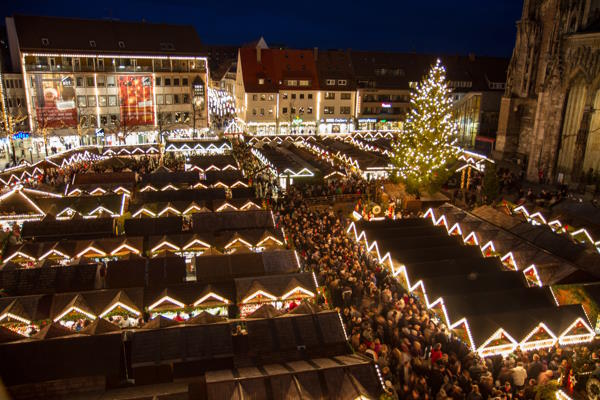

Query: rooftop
[[10, 14, 204, 56]]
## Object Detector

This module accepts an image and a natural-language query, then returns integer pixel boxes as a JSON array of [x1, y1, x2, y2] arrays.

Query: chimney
[[313, 47, 318, 61], [257, 48, 261, 63]]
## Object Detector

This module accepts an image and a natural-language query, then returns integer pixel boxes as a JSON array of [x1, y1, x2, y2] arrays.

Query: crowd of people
[[276, 184, 597, 399], [26, 153, 188, 190], [293, 174, 369, 198]]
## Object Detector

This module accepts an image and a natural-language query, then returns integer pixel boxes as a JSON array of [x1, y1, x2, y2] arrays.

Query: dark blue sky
[[3, 0, 523, 57]]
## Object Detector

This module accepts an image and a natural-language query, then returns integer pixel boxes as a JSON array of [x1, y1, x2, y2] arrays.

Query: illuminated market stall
[[236, 273, 316, 317], [347, 216, 595, 357]]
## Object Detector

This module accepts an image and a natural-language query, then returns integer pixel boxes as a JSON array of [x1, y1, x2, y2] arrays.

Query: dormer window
[[89, 40, 96, 48], [337, 79, 347, 86], [258, 78, 265, 85], [326, 79, 335, 86], [118, 41, 125, 49], [41, 38, 50, 46]]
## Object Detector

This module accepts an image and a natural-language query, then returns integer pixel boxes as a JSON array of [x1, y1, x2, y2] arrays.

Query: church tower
[[496, 0, 600, 183]]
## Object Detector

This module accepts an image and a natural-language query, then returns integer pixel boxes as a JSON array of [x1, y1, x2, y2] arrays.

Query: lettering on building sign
[[12, 132, 30, 140], [381, 103, 392, 108]]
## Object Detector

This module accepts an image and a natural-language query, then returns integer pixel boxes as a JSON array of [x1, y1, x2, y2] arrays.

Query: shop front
[[318, 118, 354, 135], [45, 134, 81, 154], [102, 130, 159, 146], [247, 122, 277, 136], [357, 118, 402, 132], [278, 120, 316, 136]]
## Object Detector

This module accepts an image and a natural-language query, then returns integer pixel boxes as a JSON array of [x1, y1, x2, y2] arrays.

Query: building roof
[[11, 15, 204, 56], [316, 49, 357, 90], [350, 51, 508, 91], [195, 250, 299, 284], [204, 354, 382, 400], [239, 48, 320, 93], [350, 215, 594, 354]]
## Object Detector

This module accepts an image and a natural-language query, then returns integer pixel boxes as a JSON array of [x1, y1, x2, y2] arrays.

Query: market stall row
[[303, 137, 393, 179], [0, 308, 383, 399], [428, 204, 600, 287], [164, 139, 232, 154], [0, 271, 316, 333], [5, 225, 284, 267], [347, 217, 595, 357]]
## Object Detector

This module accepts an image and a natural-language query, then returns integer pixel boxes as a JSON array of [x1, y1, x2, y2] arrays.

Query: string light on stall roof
[[99, 302, 141, 318], [347, 218, 595, 356]]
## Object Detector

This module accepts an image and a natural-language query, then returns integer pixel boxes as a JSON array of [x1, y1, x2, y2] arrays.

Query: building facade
[[350, 52, 507, 141], [315, 50, 357, 134], [496, 0, 600, 182], [5, 15, 209, 151], [0, 72, 29, 160], [236, 48, 320, 135]]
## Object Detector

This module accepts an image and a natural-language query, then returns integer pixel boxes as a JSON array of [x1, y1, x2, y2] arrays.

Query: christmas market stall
[[251, 143, 317, 189], [165, 139, 232, 155], [144, 282, 234, 320], [0, 186, 60, 228], [195, 250, 300, 284], [35, 194, 125, 220], [67, 172, 135, 196], [235, 273, 316, 317], [186, 154, 239, 173], [204, 354, 382, 400], [101, 143, 159, 157], [347, 216, 595, 357]]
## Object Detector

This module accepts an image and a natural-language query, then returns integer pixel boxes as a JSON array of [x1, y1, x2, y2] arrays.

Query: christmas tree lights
[[392, 59, 459, 194]]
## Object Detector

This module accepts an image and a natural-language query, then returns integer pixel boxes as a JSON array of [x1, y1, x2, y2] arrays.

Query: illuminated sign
[[381, 103, 392, 108], [12, 132, 30, 140], [95, 128, 105, 137]]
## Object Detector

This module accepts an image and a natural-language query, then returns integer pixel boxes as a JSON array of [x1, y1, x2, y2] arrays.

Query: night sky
[[3, 0, 523, 57]]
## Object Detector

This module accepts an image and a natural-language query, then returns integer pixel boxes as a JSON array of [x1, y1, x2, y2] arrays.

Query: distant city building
[[496, 0, 600, 182], [0, 15, 510, 146], [236, 48, 320, 135], [236, 47, 508, 138], [207, 37, 267, 95], [315, 49, 357, 134], [5, 14, 209, 151]]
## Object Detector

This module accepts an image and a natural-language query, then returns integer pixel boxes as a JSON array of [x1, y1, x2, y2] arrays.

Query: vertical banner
[[118, 75, 154, 126], [34, 74, 77, 128]]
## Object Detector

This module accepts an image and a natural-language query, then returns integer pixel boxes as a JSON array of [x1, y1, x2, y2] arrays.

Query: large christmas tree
[[392, 59, 459, 195]]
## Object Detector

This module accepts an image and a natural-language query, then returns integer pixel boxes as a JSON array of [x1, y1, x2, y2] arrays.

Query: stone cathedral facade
[[496, 0, 600, 183]]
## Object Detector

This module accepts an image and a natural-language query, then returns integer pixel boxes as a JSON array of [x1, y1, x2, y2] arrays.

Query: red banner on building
[[118, 75, 154, 126], [34, 74, 77, 128]]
